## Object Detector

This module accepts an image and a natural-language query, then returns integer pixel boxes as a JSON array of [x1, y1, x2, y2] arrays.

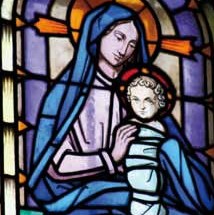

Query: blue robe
[[28, 3, 214, 214]]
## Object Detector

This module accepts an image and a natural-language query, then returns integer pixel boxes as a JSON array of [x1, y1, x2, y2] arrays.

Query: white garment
[[50, 71, 124, 179], [125, 125, 167, 215]]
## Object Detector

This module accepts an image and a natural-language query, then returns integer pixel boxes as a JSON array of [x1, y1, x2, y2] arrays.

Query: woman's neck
[[98, 55, 123, 79]]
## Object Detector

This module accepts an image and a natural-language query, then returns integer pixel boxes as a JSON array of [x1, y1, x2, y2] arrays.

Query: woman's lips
[[113, 53, 122, 61]]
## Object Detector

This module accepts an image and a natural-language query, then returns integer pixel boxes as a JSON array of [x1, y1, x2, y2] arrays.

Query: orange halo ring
[[68, 0, 160, 57]]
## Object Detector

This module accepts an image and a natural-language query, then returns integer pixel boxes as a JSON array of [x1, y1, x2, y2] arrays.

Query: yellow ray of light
[[33, 17, 68, 35], [161, 38, 193, 56]]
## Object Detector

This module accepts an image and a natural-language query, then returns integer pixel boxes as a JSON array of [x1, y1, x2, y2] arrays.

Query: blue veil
[[29, 3, 149, 189]]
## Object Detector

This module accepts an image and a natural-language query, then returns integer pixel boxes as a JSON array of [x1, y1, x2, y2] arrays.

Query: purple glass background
[[182, 54, 204, 96], [24, 0, 52, 206], [24, 29, 47, 75], [174, 11, 202, 46], [24, 0, 52, 166], [184, 103, 206, 149], [174, 10, 206, 151], [23, 0, 208, 206], [25, 80, 47, 125], [160, 0, 186, 10]]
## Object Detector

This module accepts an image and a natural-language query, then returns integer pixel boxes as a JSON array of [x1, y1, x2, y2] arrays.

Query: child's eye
[[132, 97, 140, 102], [145, 98, 153, 104]]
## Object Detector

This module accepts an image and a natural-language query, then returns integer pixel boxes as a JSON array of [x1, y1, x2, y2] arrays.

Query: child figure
[[117, 67, 176, 215]]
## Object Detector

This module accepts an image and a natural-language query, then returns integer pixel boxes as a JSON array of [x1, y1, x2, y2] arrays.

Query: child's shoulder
[[148, 120, 166, 133], [129, 118, 166, 133]]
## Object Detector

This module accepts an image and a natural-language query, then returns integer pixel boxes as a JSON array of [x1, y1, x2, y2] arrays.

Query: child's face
[[129, 85, 159, 120]]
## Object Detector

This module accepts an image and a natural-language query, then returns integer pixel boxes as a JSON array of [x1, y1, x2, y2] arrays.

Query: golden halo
[[31, 0, 193, 57], [69, 0, 159, 57]]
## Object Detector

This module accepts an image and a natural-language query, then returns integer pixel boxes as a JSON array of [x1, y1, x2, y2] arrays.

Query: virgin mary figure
[[28, 2, 214, 214]]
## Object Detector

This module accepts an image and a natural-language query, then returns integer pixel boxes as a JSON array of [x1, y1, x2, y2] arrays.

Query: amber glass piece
[[34, 17, 68, 34], [148, 44, 156, 56], [139, 8, 158, 42], [16, 17, 25, 27], [116, 0, 145, 12], [19, 172, 27, 185], [206, 146, 214, 160], [71, 31, 79, 43], [188, 0, 198, 10], [18, 121, 28, 132], [70, 0, 90, 30], [17, 69, 27, 76], [161, 38, 193, 56], [202, 45, 212, 57]]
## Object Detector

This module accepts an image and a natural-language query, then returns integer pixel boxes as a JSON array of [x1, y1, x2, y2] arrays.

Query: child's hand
[[111, 124, 137, 163]]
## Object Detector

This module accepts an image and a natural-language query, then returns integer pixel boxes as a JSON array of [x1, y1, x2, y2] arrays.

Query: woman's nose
[[118, 43, 128, 57], [118, 50, 125, 57]]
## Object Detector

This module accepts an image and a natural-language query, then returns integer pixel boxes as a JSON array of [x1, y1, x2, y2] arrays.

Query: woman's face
[[100, 21, 139, 67]]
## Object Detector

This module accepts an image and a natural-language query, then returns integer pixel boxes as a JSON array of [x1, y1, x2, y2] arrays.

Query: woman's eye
[[116, 36, 122, 41], [129, 43, 136, 49], [115, 33, 123, 41]]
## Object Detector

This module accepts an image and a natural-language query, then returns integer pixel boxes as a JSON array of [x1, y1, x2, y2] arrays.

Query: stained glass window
[[1, 0, 214, 214]]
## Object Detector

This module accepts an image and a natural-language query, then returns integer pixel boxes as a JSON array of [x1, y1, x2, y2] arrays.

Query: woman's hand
[[111, 124, 138, 163]]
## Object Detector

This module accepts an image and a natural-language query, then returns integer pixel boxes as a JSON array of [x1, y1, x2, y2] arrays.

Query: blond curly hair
[[127, 75, 166, 108]]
